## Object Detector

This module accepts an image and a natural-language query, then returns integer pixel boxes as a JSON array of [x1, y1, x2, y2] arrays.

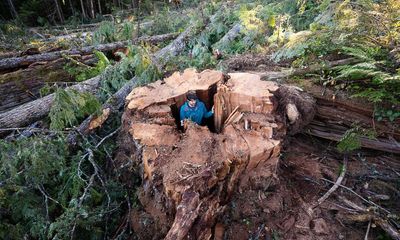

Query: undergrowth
[[64, 51, 110, 82], [0, 131, 131, 239], [48, 45, 160, 130]]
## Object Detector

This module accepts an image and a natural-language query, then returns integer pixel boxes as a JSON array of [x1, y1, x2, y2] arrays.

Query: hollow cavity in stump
[[121, 69, 310, 239]]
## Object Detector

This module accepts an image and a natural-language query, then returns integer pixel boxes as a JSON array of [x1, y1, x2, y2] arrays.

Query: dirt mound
[[119, 69, 315, 239]]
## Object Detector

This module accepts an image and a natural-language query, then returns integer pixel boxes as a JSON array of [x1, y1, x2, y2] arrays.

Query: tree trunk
[[97, 0, 102, 15], [135, 0, 141, 39], [0, 32, 178, 72], [80, 0, 87, 19], [212, 23, 243, 50], [0, 76, 101, 129], [303, 84, 400, 154], [0, 58, 79, 113], [89, 0, 95, 18], [7, 0, 18, 19], [54, 0, 65, 24], [68, 0, 75, 15]]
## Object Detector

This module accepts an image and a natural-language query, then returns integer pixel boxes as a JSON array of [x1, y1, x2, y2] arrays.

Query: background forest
[[0, 0, 399, 239]]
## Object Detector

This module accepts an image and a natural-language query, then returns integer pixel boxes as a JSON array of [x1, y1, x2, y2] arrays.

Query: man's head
[[186, 91, 198, 107]]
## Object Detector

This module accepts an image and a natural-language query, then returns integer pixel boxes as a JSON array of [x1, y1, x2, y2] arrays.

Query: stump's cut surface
[[120, 69, 313, 239]]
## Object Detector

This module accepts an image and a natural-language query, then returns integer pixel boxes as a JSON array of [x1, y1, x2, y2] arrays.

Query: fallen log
[[0, 76, 101, 129], [45, 21, 155, 43], [252, 58, 360, 81], [75, 18, 210, 135], [212, 23, 243, 50], [302, 84, 400, 154], [0, 24, 196, 130], [0, 32, 178, 72], [118, 69, 315, 239], [306, 121, 400, 154], [0, 57, 93, 113]]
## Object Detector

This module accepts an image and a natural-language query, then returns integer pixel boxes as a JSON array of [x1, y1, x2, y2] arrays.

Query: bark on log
[[45, 21, 155, 42], [153, 27, 200, 68], [302, 84, 400, 154], [0, 76, 101, 129], [0, 32, 178, 71], [306, 121, 400, 154], [119, 69, 315, 239], [0, 58, 87, 113], [212, 23, 243, 50]]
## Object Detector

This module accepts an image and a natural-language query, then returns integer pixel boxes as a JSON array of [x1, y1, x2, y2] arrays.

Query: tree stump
[[119, 69, 315, 239]]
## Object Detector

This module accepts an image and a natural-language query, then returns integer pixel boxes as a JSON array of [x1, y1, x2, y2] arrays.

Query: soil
[[222, 134, 400, 239]]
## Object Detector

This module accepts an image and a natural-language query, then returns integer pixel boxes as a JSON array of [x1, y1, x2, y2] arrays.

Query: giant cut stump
[[119, 69, 315, 239]]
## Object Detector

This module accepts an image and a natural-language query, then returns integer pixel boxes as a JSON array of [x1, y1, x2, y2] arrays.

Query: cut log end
[[118, 69, 315, 239]]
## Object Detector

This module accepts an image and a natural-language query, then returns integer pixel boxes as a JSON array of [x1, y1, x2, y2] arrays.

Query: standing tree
[[97, 0, 102, 15], [54, 0, 65, 23], [6, 0, 18, 19], [80, 0, 87, 19], [88, 0, 95, 18]]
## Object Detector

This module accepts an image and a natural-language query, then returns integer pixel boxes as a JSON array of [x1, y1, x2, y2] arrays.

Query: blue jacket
[[180, 101, 213, 125]]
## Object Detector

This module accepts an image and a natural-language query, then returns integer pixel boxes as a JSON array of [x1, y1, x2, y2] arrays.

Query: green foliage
[[65, 51, 111, 82], [332, 45, 400, 121], [143, 10, 190, 36], [375, 107, 400, 122], [92, 21, 118, 44], [0, 132, 129, 239], [337, 126, 376, 153], [49, 89, 101, 130], [99, 45, 161, 101]]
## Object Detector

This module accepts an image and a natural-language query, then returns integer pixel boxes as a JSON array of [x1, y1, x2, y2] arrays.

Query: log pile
[[119, 69, 315, 239], [0, 32, 177, 73]]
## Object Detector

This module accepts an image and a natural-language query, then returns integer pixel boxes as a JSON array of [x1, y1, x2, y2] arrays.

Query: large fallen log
[[74, 17, 212, 135], [303, 85, 400, 154], [0, 32, 178, 72], [117, 69, 315, 239], [44, 21, 155, 43], [212, 23, 243, 50], [0, 76, 101, 129], [0, 22, 200, 130], [0, 57, 94, 113]]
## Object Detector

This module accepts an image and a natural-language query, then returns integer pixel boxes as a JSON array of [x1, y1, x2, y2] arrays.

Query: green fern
[[92, 21, 117, 44], [337, 126, 376, 153], [49, 89, 101, 130], [64, 51, 110, 82], [333, 46, 400, 108]]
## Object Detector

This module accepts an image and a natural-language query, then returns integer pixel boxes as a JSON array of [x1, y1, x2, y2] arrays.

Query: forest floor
[[219, 134, 399, 239]]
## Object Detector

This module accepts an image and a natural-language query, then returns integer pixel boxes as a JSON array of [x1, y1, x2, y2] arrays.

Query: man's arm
[[203, 104, 214, 118]]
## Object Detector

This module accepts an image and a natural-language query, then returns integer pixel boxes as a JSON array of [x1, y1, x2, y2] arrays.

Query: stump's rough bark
[[119, 69, 315, 239]]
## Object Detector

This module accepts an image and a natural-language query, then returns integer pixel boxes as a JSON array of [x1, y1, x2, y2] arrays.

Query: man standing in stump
[[180, 91, 214, 127]]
